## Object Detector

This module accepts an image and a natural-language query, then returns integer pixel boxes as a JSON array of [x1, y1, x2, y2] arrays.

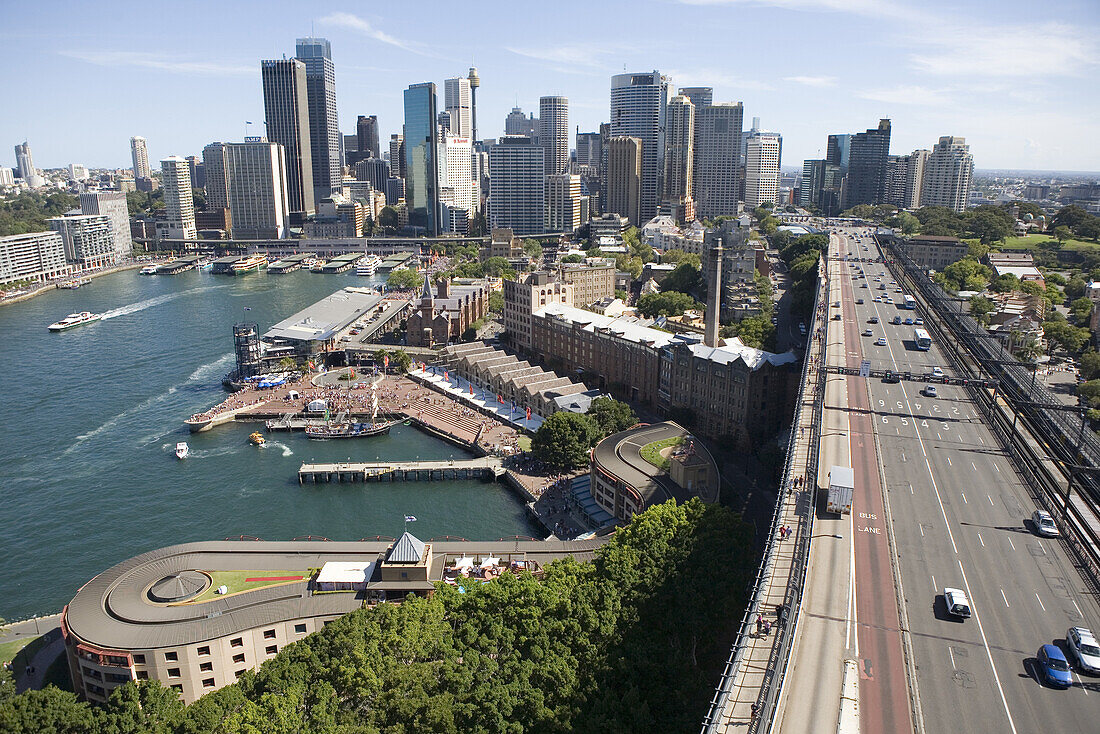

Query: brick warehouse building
[[406, 275, 489, 347]]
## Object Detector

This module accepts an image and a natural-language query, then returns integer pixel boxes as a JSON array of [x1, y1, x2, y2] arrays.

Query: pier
[[319, 253, 362, 273], [267, 253, 311, 274], [157, 255, 202, 274], [298, 457, 505, 484]]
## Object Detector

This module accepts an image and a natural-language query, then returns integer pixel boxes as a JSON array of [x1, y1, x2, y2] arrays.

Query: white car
[[944, 588, 972, 619], [923, 385, 937, 397], [932, 367, 945, 378], [1066, 627, 1100, 674], [875, 337, 887, 346], [1032, 509, 1059, 537]]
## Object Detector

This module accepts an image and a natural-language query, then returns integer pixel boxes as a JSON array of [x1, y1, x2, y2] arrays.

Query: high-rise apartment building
[[403, 82, 441, 235], [130, 137, 151, 180], [294, 37, 340, 205], [663, 95, 695, 207], [48, 214, 115, 270], [261, 58, 314, 214], [389, 134, 405, 179], [488, 135, 545, 236], [69, 164, 89, 181], [606, 136, 642, 227], [546, 174, 586, 233], [0, 168, 14, 187], [921, 136, 973, 213], [224, 140, 290, 239], [439, 134, 478, 215], [539, 96, 569, 176], [0, 231, 69, 285], [357, 115, 379, 158], [160, 156, 197, 241], [609, 71, 670, 223], [693, 103, 743, 219], [905, 149, 930, 209], [504, 107, 538, 138], [745, 132, 782, 209], [202, 143, 230, 210], [843, 119, 891, 208], [444, 77, 473, 138], [14, 142, 33, 180], [79, 191, 132, 259]]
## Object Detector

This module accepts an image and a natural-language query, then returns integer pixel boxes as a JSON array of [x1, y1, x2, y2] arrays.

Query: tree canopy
[[386, 267, 421, 290], [531, 411, 601, 469], [660, 262, 704, 297], [586, 397, 638, 438], [0, 191, 80, 236], [636, 291, 700, 318]]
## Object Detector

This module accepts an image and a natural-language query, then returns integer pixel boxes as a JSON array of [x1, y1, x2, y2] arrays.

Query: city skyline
[[2, 0, 1097, 172]]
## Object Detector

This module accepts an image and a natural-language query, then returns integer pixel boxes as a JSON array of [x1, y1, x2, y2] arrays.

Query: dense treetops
[[0, 499, 753, 734], [0, 191, 79, 237], [531, 398, 637, 469]]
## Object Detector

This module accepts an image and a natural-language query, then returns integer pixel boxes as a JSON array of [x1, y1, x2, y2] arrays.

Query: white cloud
[[504, 45, 631, 75], [678, 0, 920, 22], [857, 85, 951, 106], [667, 68, 774, 92], [318, 12, 434, 57], [59, 50, 253, 76], [784, 75, 837, 87], [908, 22, 1098, 78]]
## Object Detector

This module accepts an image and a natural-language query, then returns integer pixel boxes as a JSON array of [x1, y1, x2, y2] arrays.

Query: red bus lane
[[838, 244, 913, 734]]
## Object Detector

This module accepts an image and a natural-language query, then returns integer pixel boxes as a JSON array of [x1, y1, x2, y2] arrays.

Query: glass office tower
[[403, 82, 440, 236]]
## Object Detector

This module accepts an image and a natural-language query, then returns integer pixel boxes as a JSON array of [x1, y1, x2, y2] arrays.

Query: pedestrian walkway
[[409, 366, 545, 432]]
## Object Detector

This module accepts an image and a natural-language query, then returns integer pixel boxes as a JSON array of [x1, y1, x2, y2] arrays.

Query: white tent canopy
[[479, 556, 500, 568], [453, 556, 474, 570]]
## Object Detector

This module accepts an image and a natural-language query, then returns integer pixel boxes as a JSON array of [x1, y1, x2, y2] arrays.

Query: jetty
[[319, 253, 362, 273], [298, 457, 505, 484], [157, 255, 202, 274], [268, 253, 311, 274]]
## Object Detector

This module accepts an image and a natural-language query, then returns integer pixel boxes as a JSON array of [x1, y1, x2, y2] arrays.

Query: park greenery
[[636, 291, 700, 319], [372, 348, 412, 373], [385, 267, 420, 290], [776, 232, 827, 320], [0, 500, 753, 734], [531, 398, 638, 469], [0, 191, 79, 236]]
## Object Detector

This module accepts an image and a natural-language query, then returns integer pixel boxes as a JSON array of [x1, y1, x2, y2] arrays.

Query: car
[[799, 323, 807, 334], [892, 316, 902, 325], [1032, 509, 1059, 537], [883, 372, 901, 383], [932, 367, 945, 378], [896, 288, 903, 293], [832, 313, 842, 320], [833, 301, 841, 308], [862, 283, 869, 288], [914, 318, 924, 325], [856, 298, 864, 304], [904, 317, 915, 325], [869, 316, 879, 323], [862, 329, 874, 337], [944, 587, 971, 618], [923, 385, 938, 397], [876, 337, 887, 346], [1036, 644, 1074, 688], [1066, 627, 1100, 674], [879, 284, 887, 290]]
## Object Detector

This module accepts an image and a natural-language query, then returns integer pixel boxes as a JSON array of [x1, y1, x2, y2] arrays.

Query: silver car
[[1066, 627, 1100, 674], [1032, 509, 1059, 537]]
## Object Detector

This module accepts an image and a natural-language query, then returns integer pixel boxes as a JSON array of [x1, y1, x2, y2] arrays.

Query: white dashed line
[[978, 533, 984, 547], [1001, 589, 1010, 607], [962, 493, 967, 504], [1035, 593, 1046, 612]]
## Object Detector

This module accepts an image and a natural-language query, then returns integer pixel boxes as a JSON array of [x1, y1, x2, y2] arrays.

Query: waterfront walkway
[[299, 456, 505, 483]]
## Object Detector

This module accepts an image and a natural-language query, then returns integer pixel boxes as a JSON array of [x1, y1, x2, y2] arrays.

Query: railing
[[700, 252, 830, 733]]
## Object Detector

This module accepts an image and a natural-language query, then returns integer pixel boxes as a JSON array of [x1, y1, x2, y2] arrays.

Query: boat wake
[[167, 444, 243, 460], [188, 353, 234, 382], [262, 441, 294, 457], [69, 386, 181, 449], [100, 285, 228, 321]]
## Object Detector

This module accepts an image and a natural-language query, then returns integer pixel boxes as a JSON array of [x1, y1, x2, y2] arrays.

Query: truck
[[827, 465, 854, 515]]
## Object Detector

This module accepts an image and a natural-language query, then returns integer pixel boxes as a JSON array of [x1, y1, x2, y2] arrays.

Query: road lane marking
[[978, 533, 984, 547], [979, 436, 985, 445], [937, 432, 942, 440], [1035, 593, 1046, 612], [1076, 672, 1089, 694], [988, 495, 994, 505], [1073, 599, 1084, 618], [972, 462, 977, 471], [1001, 589, 1009, 607], [959, 561, 1018, 734], [993, 464, 1000, 473], [962, 493, 968, 504], [1008, 538, 1015, 551], [949, 646, 956, 670], [946, 456, 952, 466], [932, 574, 937, 590]]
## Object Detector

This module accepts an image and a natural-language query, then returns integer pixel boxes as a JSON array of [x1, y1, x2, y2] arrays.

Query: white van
[[944, 588, 971, 618]]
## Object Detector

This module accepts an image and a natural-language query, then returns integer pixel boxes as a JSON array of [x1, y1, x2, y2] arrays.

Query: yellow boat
[[249, 431, 266, 446]]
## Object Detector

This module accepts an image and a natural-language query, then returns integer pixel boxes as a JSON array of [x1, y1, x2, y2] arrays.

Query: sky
[[3, 0, 1098, 173]]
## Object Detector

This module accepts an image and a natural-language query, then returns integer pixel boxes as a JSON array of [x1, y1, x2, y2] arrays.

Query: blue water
[[0, 269, 536, 620]]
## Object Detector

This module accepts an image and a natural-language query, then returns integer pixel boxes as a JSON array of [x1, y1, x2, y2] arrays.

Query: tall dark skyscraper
[[261, 58, 314, 214], [843, 119, 891, 208], [826, 134, 851, 169], [403, 82, 440, 236], [357, 115, 379, 158], [295, 37, 340, 205]]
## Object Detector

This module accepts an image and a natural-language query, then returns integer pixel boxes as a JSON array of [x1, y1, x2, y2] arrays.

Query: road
[[841, 229, 1100, 731]]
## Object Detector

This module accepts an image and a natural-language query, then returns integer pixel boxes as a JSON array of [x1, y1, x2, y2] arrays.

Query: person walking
[[756, 614, 763, 635]]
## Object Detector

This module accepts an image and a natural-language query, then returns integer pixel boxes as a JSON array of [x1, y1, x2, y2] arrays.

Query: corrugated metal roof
[[386, 532, 426, 563], [264, 288, 383, 343]]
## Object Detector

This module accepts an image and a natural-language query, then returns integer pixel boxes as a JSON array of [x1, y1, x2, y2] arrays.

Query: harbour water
[[0, 269, 537, 621]]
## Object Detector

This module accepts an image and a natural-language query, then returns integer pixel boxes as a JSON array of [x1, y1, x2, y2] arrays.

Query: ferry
[[47, 311, 101, 331], [249, 431, 266, 446], [310, 260, 327, 273], [229, 255, 268, 276], [175, 442, 189, 459], [356, 254, 382, 277], [56, 277, 91, 289], [140, 265, 160, 275], [305, 420, 396, 439]]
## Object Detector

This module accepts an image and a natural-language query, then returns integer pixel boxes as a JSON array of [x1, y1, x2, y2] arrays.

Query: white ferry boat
[[175, 442, 190, 459], [356, 254, 382, 276], [229, 255, 268, 275], [140, 265, 159, 275], [47, 311, 101, 331]]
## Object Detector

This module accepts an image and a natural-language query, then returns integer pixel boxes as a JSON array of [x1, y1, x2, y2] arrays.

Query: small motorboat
[[175, 442, 189, 459], [249, 431, 266, 446]]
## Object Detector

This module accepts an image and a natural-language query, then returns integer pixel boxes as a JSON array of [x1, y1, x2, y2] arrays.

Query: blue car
[[1037, 644, 1073, 688]]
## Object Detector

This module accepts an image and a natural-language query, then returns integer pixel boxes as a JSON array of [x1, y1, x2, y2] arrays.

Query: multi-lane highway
[[836, 228, 1100, 732], [776, 227, 1098, 733]]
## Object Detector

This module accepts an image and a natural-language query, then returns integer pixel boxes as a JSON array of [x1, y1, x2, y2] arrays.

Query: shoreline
[[0, 262, 158, 307]]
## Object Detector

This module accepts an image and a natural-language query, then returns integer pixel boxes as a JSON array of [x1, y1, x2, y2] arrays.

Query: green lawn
[[517, 435, 532, 452], [999, 234, 1100, 253], [0, 637, 33, 665], [639, 436, 684, 472], [189, 570, 308, 603]]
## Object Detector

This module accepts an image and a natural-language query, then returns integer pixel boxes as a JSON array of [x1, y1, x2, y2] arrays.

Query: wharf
[[298, 456, 505, 484], [268, 253, 311, 274], [157, 255, 202, 274], [319, 253, 361, 273], [378, 252, 415, 272], [210, 255, 245, 274]]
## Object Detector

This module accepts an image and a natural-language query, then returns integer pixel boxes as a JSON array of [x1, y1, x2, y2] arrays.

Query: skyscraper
[[389, 134, 406, 179], [693, 103, 743, 219], [202, 143, 230, 210], [295, 37, 340, 205], [663, 95, 695, 207], [468, 67, 480, 142], [160, 156, 197, 240], [843, 119, 891, 208], [357, 115, 379, 158], [905, 149, 930, 209], [745, 132, 782, 209], [488, 135, 545, 236], [800, 159, 826, 209], [680, 87, 713, 110], [921, 136, 973, 213], [504, 107, 538, 138], [444, 77, 473, 138], [261, 58, 314, 214], [610, 71, 670, 223], [79, 191, 132, 259], [575, 131, 602, 168], [606, 136, 642, 227], [439, 134, 478, 215], [539, 96, 569, 177], [546, 174, 586, 233], [826, 134, 851, 169], [224, 140, 290, 239], [403, 82, 441, 235], [130, 137, 150, 180]]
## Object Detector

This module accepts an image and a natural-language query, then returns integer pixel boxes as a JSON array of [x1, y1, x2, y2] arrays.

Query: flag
[[384, 355, 390, 369], [349, 368, 356, 379], [469, 383, 473, 395], [526, 407, 531, 420], [497, 394, 503, 404], [405, 515, 417, 522], [444, 370, 449, 381]]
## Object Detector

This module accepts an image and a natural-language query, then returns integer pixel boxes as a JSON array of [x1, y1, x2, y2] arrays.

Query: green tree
[[378, 206, 399, 231], [1044, 319, 1090, 354], [1054, 204, 1090, 231], [614, 289, 628, 301], [1053, 225, 1072, 243], [390, 349, 413, 373], [531, 412, 600, 468], [636, 291, 700, 318], [586, 397, 638, 437], [1078, 379, 1100, 408], [561, 253, 584, 264], [769, 229, 791, 251], [1070, 297, 1093, 324], [482, 256, 514, 278], [105, 680, 186, 734], [1080, 351, 1100, 381], [965, 205, 1013, 244], [969, 295, 995, 324], [989, 273, 1020, 293], [488, 292, 504, 313], [0, 191, 80, 236], [1065, 276, 1087, 300], [387, 267, 421, 290], [661, 262, 704, 297], [523, 239, 543, 257], [0, 687, 102, 733], [1075, 216, 1100, 241], [724, 315, 775, 349], [615, 253, 643, 280]]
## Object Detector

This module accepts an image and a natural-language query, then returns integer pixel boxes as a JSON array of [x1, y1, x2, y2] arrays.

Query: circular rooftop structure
[[148, 571, 209, 603]]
